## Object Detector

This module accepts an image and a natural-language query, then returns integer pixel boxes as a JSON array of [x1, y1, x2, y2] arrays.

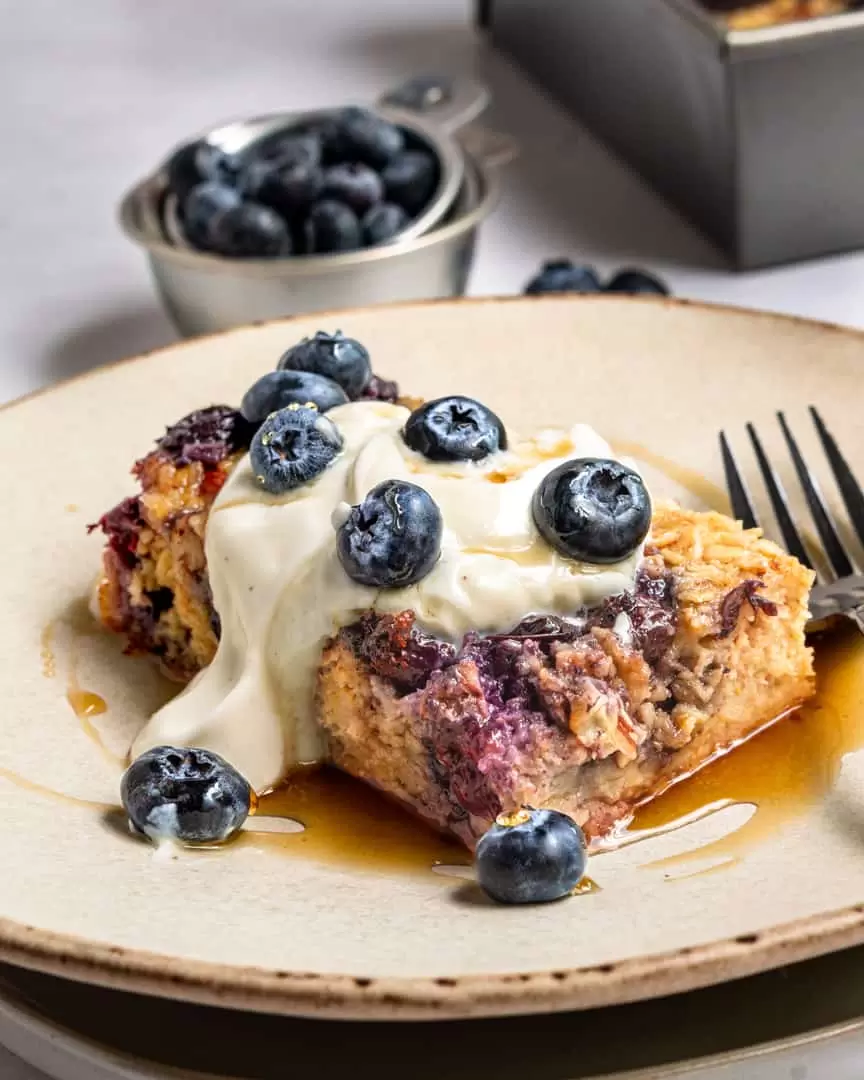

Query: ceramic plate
[[3, 952, 864, 1080], [3, 296, 864, 1020]]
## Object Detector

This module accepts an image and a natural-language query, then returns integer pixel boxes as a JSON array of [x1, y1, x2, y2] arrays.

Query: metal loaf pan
[[482, 0, 864, 269]]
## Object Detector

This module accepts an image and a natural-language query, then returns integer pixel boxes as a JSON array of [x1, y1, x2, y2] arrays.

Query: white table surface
[[3, 1, 864, 1077]]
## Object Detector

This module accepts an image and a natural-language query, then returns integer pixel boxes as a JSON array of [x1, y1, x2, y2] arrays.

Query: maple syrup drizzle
[[41, 610, 123, 766], [65, 640, 120, 766], [572, 876, 601, 895], [625, 626, 864, 868], [40, 622, 56, 679], [250, 768, 471, 876], [0, 765, 115, 814]]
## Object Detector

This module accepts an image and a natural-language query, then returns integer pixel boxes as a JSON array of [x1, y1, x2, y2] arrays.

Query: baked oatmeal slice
[[318, 504, 815, 846], [90, 406, 254, 681], [94, 395, 814, 849]]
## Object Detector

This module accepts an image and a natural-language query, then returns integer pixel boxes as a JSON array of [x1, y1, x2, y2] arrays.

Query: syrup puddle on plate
[[249, 768, 471, 876], [614, 625, 864, 871]]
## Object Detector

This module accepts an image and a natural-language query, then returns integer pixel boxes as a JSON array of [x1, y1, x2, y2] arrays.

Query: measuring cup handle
[[457, 125, 520, 169], [377, 75, 491, 134]]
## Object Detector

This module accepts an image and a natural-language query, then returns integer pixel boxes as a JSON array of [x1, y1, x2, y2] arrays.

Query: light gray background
[[3, 1, 864, 1076]]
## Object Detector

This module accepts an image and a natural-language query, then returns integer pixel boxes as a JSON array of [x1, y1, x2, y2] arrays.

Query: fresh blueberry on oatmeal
[[250, 404, 343, 494], [532, 458, 652, 564], [241, 370, 349, 425], [403, 396, 507, 462], [337, 479, 443, 587], [278, 331, 372, 398]]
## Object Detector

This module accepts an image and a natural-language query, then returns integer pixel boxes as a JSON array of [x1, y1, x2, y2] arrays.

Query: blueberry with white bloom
[[121, 746, 253, 846]]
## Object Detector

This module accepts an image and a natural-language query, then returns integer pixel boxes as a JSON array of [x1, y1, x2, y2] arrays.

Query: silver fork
[[719, 407, 864, 634]]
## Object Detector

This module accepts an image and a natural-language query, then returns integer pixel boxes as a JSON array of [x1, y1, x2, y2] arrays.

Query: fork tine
[[777, 411, 854, 579], [719, 432, 758, 530], [809, 406, 864, 550], [746, 422, 814, 570]]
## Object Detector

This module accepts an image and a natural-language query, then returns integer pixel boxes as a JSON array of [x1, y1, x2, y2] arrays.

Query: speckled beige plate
[[4, 953, 864, 1079], [4, 295, 864, 1022]]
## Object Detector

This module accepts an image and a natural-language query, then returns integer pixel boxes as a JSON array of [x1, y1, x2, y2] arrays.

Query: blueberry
[[328, 107, 405, 169], [605, 268, 670, 296], [277, 330, 371, 398], [307, 115, 345, 163], [121, 745, 252, 846], [241, 159, 323, 219], [241, 370, 348, 425], [524, 259, 602, 295], [320, 162, 384, 216], [532, 458, 651, 564], [381, 150, 438, 216], [165, 142, 203, 203], [304, 199, 362, 253], [206, 202, 292, 258], [250, 404, 343, 494], [194, 142, 240, 185], [243, 130, 321, 170], [475, 808, 587, 905], [181, 181, 242, 249], [337, 479, 442, 587], [362, 202, 410, 246], [403, 396, 507, 463]]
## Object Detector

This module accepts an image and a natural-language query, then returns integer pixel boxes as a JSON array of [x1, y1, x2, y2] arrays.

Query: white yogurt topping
[[132, 402, 646, 792]]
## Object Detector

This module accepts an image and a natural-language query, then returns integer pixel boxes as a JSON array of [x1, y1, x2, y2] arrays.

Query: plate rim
[[2, 899, 864, 1019], [1, 967, 864, 1080], [6, 294, 864, 1020]]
